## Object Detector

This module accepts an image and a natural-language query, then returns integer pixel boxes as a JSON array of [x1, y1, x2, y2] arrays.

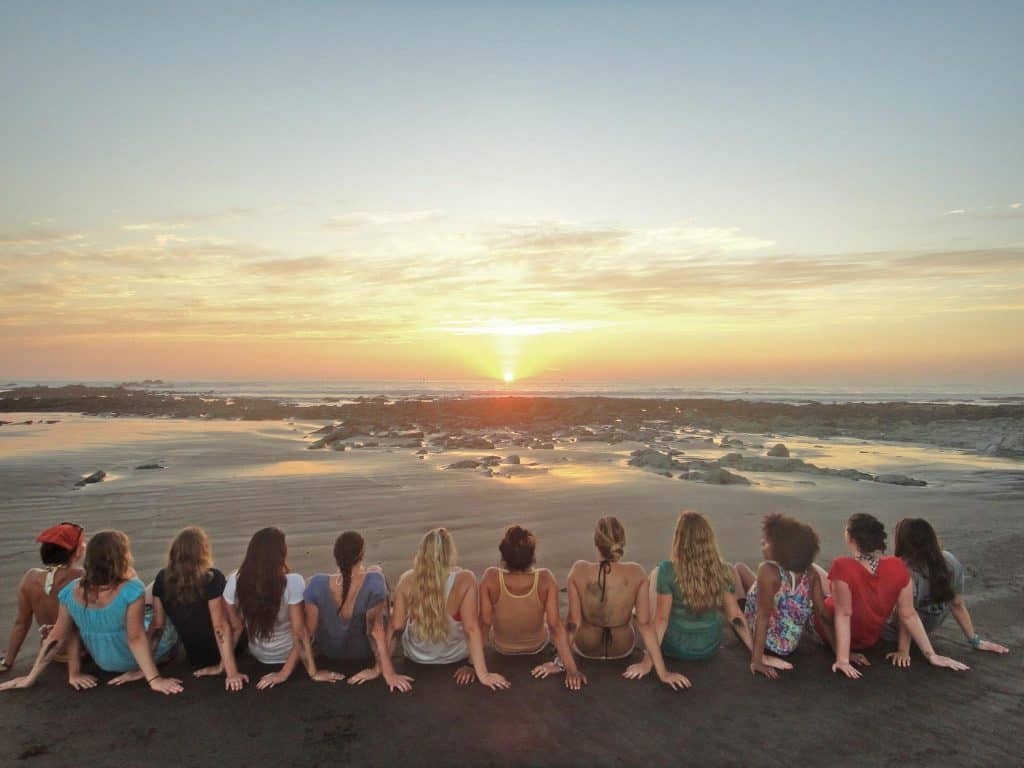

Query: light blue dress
[[59, 578, 178, 672]]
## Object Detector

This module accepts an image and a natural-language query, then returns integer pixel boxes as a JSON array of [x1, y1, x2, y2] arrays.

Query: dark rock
[[480, 455, 502, 467], [504, 454, 521, 465], [767, 443, 790, 457], [74, 470, 106, 488], [874, 474, 927, 487], [447, 459, 481, 469], [135, 462, 165, 470]]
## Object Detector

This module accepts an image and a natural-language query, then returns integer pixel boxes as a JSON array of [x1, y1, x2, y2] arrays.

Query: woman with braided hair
[[565, 517, 650, 664], [303, 531, 413, 692]]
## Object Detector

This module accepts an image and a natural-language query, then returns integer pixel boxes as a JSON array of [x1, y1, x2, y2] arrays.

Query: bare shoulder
[[537, 567, 556, 585], [568, 560, 591, 577], [454, 568, 477, 587], [622, 561, 649, 579], [395, 569, 414, 592]]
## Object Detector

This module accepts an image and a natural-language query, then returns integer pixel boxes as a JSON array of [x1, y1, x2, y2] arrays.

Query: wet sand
[[0, 414, 1020, 766]]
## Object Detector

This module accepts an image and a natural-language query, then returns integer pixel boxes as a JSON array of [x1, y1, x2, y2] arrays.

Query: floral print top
[[743, 561, 813, 656]]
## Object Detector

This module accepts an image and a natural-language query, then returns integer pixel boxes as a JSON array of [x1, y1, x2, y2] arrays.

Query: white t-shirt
[[223, 571, 305, 664]]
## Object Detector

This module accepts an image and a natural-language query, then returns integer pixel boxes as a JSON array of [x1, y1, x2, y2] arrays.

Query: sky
[[2, 2, 1022, 388]]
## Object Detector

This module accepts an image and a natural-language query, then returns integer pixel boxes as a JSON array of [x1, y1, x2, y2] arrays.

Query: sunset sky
[[2, 3, 1022, 387]]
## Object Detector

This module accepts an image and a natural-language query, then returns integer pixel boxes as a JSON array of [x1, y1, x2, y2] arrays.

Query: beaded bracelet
[[968, 634, 982, 648]]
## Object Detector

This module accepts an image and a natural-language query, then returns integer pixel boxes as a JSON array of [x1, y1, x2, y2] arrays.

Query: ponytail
[[333, 531, 365, 612]]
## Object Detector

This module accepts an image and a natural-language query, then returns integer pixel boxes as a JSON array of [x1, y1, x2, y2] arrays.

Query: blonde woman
[[151, 527, 247, 691], [565, 517, 650, 664], [381, 528, 510, 691], [627, 511, 790, 689]]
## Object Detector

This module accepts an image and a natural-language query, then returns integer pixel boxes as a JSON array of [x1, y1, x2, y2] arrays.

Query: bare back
[[568, 560, 647, 659], [20, 566, 83, 626]]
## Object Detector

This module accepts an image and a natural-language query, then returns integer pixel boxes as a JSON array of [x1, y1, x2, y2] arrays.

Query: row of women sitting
[[0, 511, 1007, 695]]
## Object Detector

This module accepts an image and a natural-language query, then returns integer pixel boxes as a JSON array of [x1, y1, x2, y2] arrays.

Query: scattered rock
[[767, 443, 790, 457], [686, 467, 751, 485], [504, 454, 520, 464], [480, 455, 502, 467], [874, 474, 927, 487], [74, 470, 106, 488], [628, 449, 685, 471], [415, 448, 429, 455], [135, 462, 165, 470], [447, 459, 481, 470]]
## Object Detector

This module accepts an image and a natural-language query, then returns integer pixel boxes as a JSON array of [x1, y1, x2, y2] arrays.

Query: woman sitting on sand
[[1, 523, 86, 673], [224, 527, 345, 689], [303, 531, 414, 692], [626, 511, 785, 689], [882, 518, 1008, 664], [151, 526, 248, 691], [478, 525, 587, 690], [813, 513, 969, 679], [733, 513, 830, 678], [565, 516, 650, 667], [0, 530, 182, 695], [380, 527, 510, 690]]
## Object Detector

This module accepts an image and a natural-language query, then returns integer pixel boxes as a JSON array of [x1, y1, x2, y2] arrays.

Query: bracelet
[[146, 674, 160, 684], [968, 634, 982, 648]]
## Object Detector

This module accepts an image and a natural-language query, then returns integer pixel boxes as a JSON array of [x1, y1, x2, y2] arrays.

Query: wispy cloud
[[327, 210, 443, 232], [120, 208, 259, 232], [0, 231, 86, 246], [943, 209, 967, 216]]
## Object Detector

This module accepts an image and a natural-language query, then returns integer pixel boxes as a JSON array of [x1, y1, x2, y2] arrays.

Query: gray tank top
[[401, 571, 470, 664]]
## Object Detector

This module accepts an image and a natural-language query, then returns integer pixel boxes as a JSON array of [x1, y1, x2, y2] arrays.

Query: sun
[[502, 371, 515, 384]]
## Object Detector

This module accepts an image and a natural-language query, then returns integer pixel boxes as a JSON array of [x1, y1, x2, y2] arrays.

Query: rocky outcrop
[[874, 474, 927, 487], [447, 459, 481, 469], [504, 455, 521, 465], [767, 443, 790, 457]]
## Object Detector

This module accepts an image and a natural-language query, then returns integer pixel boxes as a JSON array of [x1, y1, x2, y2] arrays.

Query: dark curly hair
[[762, 513, 820, 573], [846, 513, 887, 554], [498, 525, 537, 571]]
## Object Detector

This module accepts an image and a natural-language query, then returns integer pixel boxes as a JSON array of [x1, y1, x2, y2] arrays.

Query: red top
[[824, 556, 910, 650]]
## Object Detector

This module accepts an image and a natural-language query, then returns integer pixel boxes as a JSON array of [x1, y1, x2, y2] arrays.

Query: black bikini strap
[[598, 559, 612, 604]]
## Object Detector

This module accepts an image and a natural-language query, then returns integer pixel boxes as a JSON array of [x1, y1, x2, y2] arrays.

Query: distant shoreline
[[2, 384, 1022, 458]]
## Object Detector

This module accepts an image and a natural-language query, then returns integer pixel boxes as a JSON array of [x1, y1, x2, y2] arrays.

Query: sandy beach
[[0, 398, 1021, 767]]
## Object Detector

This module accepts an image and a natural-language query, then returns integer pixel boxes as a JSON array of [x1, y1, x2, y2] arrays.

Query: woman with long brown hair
[[223, 527, 344, 690], [0, 530, 182, 695], [151, 526, 247, 691], [304, 531, 413, 692], [565, 516, 650, 666], [380, 527, 509, 690], [883, 518, 1008, 664], [627, 511, 784, 689]]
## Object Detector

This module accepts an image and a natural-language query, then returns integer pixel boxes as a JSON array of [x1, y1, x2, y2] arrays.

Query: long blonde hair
[[409, 528, 457, 644], [671, 511, 730, 613]]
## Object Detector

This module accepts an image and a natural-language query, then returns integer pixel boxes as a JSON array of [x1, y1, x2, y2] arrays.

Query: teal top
[[655, 560, 734, 660], [59, 578, 177, 673]]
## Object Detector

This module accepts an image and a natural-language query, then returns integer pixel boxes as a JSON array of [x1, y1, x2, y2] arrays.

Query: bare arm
[[635, 589, 690, 690], [565, 565, 583, 652], [830, 579, 861, 678], [478, 570, 495, 645], [949, 596, 1008, 653], [810, 569, 836, 651], [125, 596, 183, 694], [459, 575, 510, 690], [2, 577, 34, 669], [723, 590, 753, 652], [148, 596, 166, 656], [749, 565, 780, 677], [288, 602, 340, 683], [896, 582, 970, 671], [0, 605, 74, 691], [208, 597, 246, 690], [542, 572, 585, 687]]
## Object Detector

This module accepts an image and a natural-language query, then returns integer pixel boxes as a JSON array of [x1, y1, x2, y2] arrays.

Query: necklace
[[856, 552, 880, 575]]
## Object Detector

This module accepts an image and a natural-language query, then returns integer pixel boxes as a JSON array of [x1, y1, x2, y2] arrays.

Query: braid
[[333, 531, 365, 614]]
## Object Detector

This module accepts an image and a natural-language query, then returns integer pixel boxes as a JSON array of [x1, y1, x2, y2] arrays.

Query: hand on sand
[[530, 661, 562, 679], [618, 663, 651, 679], [927, 654, 969, 671], [383, 672, 415, 693], [976, 640, 1009, 654], [886, 650, 911, 668], [148, 676, 184, 695], [193, 664, 223, 678], [564, 670, 587, 691], [453, 666, 476, 685], [311, 670, 346, 684], [657, 671, 692, 691], [68, 673, 98, 690], [831, 660, 862, 679], [849, 652, 871, 667], [225, 673, 249, 692], [750, 660, 780, 679], [256, 671, 289, 690], [477, 672, 511, 691], [108, 669, 146, 686], [0, 675, 34, 691], [348, 666, 380, 685]]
